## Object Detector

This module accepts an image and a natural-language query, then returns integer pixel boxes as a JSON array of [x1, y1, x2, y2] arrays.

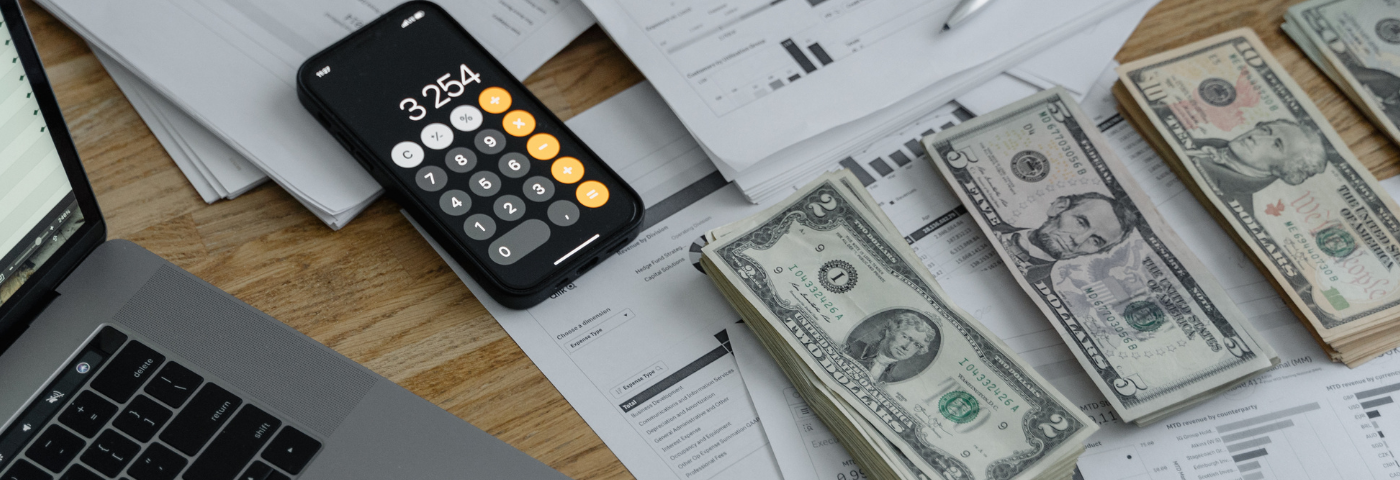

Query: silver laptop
[[0, 3, 570, 479]]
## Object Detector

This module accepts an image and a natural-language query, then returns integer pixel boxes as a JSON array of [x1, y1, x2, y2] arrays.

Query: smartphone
[[297, 1, 644, 309]]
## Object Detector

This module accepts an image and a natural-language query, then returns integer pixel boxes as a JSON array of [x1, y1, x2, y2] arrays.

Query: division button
[[444, 147, 476, 173], [479, 87, 512, 114], [474, 129, 506, 155], [415, 166, 448, 192], [527, 133, 560, 160], [439, 190, 471, 216], [463, 214, 497, 241], [576, 181, 610, 208], [550, 157, 584, 184], [391, 141, 424, 168], [488, 219, 551, 265], [498, 152, 529, 178], [449, 105, 483, 131], [547, 200, 579, 226], [494, 195, 527, 221], [522, 176, 554, 202], [502, 110, 535, 136], [420, 123, 454, 150], [468, 171, 501, 197]]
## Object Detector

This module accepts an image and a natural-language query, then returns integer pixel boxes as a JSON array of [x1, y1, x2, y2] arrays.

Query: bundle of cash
[[701, 170, 1095, 480], [1116, 28, 1400, 367], [924, 88, 1279, 425], [1284, 0, 1400, 146]]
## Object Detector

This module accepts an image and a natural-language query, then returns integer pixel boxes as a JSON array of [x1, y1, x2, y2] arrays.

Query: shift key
[[160, 384, 241, 456]]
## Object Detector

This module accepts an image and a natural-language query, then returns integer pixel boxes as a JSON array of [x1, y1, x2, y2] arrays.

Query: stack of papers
[[582, 0, 1157, 203], [37, 0, 596, 229]]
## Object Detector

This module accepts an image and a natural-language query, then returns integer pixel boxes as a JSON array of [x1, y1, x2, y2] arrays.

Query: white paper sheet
[[583, 0, 1139, 172], [39, 0, 593, 227], [724, 0, 1156, 203], [97, 50, 267, 203]]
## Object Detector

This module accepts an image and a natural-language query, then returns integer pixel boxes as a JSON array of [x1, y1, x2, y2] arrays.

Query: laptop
[[0, 3, 572, 479]]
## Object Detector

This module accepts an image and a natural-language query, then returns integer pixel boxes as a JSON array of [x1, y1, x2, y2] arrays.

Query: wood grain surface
[[19, 0, 1399, 478]]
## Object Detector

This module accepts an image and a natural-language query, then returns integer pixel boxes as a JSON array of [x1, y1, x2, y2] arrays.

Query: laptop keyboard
[[0, 327, 322, 480]]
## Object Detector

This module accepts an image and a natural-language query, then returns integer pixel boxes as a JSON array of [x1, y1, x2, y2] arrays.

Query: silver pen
[[942, 0, 996, 31]]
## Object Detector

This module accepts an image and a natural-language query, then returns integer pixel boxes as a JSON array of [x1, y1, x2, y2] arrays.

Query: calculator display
[[300, 3, 641, 292]]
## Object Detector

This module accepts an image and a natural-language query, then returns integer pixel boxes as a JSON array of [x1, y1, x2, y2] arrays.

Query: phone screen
[[301, 4, 640, 290]]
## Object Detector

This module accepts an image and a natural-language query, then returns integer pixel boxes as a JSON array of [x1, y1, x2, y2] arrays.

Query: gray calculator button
[[445, 147, 476, 173], [488, 219, 551, 265], [468, 171, 501, 197], [547, 200, 579, 227], [464, 214, 497, 240], [415, 165, 447, 192], [494, 195, 526, 221], [475, 129, 507, 155], [499, 152, 530, 178], [523, 176, 554, 202], [439, 189, 471, 216]]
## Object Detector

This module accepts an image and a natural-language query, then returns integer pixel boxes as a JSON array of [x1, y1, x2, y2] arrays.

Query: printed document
[[582, 0, 1137, 172]]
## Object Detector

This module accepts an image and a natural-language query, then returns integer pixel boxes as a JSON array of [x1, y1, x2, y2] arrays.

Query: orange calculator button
[[479, 87, 512, 114], [576, 181, 609, 208], [527, 133, 560, 160], [502, 110, 536, 136], [551, 157, 584, 184]]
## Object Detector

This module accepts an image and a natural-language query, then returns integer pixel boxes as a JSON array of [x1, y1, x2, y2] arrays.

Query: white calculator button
[[391, 141, 424, 168], [420, 123, 454, 150], [450, 105, 483, 132]]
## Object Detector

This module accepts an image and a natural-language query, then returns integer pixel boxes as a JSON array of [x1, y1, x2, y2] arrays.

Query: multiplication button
[[392, 141, 424, 168], [445, 147, 476, 173], [469, 171, 501, 197], [548, 200, 579, 226], [415, 165, 447, 192], [439, 190, 471, 216], [420, 123, 453, 150], [523, 176, 554, 202], [499, 153, 529, 178], [475, 129, 506, 155], [464, 214, 497, 240], [494, 195, 526, 221]]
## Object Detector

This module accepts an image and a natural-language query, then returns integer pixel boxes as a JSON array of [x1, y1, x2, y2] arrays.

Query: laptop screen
[[0, 21, 85, 308]]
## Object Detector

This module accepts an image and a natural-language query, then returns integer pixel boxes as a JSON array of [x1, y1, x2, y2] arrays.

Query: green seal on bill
[[1122, 300, 1167, 332], [938, 391, 980, 424], [1315, 226, 1358, 258]]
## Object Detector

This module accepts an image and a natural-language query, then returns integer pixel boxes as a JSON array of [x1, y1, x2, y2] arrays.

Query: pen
[[943, 0, 995, 31]]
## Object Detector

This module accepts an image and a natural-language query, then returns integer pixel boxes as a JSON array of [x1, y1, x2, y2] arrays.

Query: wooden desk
[[20, 0, 1400, 477]]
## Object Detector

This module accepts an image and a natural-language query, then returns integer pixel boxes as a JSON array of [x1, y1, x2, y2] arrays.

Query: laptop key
[[56, 465, 100, 480], [57, 392, 117, 438], [235, 462, 273, 480], [143, 363, 202, 409], [78, 430, 139, 477], [159, 384, 240, 456], [182, 405, 279, 480], [258, 427, 318, 475], [112, 396, 172, 443], [25, 426, 85, 473], [90, 342, 164, 404], [126, 444, 186, 480], [1, 459, 52, 480]]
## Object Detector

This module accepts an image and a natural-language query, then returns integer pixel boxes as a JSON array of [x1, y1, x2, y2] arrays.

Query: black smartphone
[[297, 1, 643, 309]]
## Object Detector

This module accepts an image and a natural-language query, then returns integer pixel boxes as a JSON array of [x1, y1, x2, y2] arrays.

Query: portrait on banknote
[[844, 309, 941, 384], [987, 191, 1140, 286]]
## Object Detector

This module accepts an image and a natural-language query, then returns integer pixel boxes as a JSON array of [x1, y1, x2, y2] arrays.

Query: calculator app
[[303, 5, 640, 290]]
